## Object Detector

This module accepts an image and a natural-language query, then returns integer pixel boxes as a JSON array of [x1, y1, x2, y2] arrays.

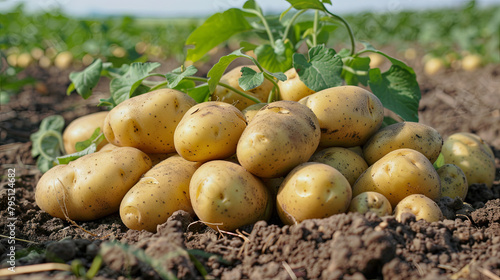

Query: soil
[[1, 50, 500, 280]]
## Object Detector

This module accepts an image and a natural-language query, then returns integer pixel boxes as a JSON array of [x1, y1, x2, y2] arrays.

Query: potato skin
[[278, 68, 315, 101], [363, 121, 443, 166], [299, 85, 384, 147], [241, 103, 267, 123], [103, 89, 197, 153], [212, 65, 273, 111], [35, 147, 152, 221], [309, 147, 368, 186], [441, 132, 495, 188], [437, 164, 468, 200], [348, 191, 392, 217], [189, 160, 271, 231], [393, 194, 444, 223], [237, 100, 321, 178], [174, 101, 247, 162], [63, 111, 109, 154], [277, 162, 352, 225], [120, 155, 201, 232], [352, 148, 441, 208]]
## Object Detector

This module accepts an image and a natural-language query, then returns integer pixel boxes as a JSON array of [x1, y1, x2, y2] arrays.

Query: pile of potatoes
[[35, 66, 497, 232]]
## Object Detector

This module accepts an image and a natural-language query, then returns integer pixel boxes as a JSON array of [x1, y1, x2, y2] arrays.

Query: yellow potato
[[362, 121, 443, 165], [299, 85, 384, 147], [211, 65, 273, 111], [174, 101, 247, 162], [237, 100, 321, 178], [241, 103, 267, 123], [309, 147, 369, 186], [352, 148, 441, 208], [277, 162, 352, 225], [441, 132, 495, 188], [278, 68, 315, 101], [63, 111, 109, 154], [393, 194, 444, 223], [120, 155, 201, 232], [35, 147, 152, 221], [348, 191, 392, 217], [437, 164, 468, 200], [189, 160, 272, 231], [103, 89, 197, 154]]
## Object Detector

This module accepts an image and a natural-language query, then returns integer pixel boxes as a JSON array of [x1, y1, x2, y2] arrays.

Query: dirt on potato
[[1, 51, 500, 279]]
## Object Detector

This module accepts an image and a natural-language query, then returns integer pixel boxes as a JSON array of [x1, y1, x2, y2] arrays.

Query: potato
[[299, 85, 384, 147], [189, 160, 272, 231], [441, 132, 495, 188], [100, 143, 172, 165], [277, 162, 352, 225], [35, 147, 152, 221], [211, 65, 273, 111], [237, 100, 321, 178], [278, 68, 315, 101], [352, 148, 441, 208], [309, 147, 368, 186], [362, 122, 443, 165], [120, 155, 201, 232], [63, 111, 109, 154], [103, 88, 197, 154], [241, 103, 267, 123], [348, 191, 392, 217], [393, 194, 444, 223], [174, 101, 247, 162], [437, 164, 468, 200]]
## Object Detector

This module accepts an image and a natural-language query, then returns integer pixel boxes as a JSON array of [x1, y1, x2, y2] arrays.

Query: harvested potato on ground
[[277, 162, 352, 225], [278, 68, 315, 101], [352, 148, 441, 208], [120, 155, 201, 232], [241, 103, 267, 123], [441, 132, 496, 188], [189, 160, 272, 231], [437, 164, 468, 200], [299, 85, 384, 147], [393, 194, 444, 223], [237, 100, 320, 178], [363, 122, 443, 165], [348, 191, 392, 217], [35, 147, 152, 221], [174, 101, 247, 162], [309, 147, 368, 186], [212, 65, 273, 111], [103, 88, 197, 154], [63, 111, 109, 154]]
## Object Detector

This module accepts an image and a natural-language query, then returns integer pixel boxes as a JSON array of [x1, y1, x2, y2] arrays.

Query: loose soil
[[1, 51, 500, 279]]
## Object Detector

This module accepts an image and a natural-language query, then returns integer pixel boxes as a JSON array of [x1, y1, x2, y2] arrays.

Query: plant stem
[[326, 11, 356, 56], [282, 9, 306, 41], [313, 10, 319, 47], [263, 72, 281, 102], [245, 6, 275, 47]]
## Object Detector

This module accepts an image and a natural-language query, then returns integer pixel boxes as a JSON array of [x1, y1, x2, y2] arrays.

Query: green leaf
[[109, 62, 161, 105], [56, 143, 97, 165], [207, 49, 255, 93], [240, 41, 258, 52], [165, 65, 198, 89], [368, 65, 421, 122], [239, 67, 265, 91], [381, 116, 399, 128], [172, 79, 197, 92], [255, 39, 294, 73], [74, 128, 105, 152], [185, 8, 253, 62], [188, 84, 211, 103], [286, 0, 327, 11], [293, 45, 343, 91], [68, 59, 103, 99], [342, 56, 370, 86], [433, 153, 445, 170], [269, 72, 287, 82], [30, 115, 65, 172], [360, 42, 415, 75]]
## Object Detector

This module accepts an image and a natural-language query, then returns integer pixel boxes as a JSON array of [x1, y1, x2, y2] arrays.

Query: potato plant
[[31, 0, 497, 232]]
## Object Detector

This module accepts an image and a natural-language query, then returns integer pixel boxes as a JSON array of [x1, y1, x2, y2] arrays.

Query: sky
[[1, 0, 500, 17]]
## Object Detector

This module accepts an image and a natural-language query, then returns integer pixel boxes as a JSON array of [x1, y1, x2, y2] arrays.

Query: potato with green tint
[[363, 121, 443, 165], [174, 101, 247, 162], [278, 68, 315, 101], [441, 132, 495, 188], [348, 191, 392, 217], [277, 162, 352, 225], [437, 164, 468, 200], [189, 160, 272, 231], [63, 111, 109, 154], [309, 147, 368, 186], [103, 88, 197, 154], [212, 65, 273, 111], [120, 155, 201, 232], [299, 85, 384, 147], [35, 147, 152, 221], [393, 194, 444, 223], [352, 148, 441, 208], [237, 100, 320, 178]]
